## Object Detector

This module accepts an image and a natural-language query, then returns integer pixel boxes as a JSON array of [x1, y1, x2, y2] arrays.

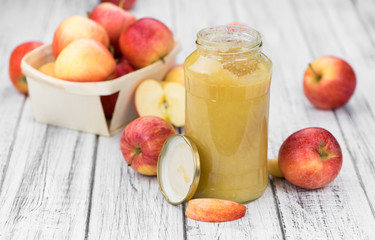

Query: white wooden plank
[[0, 100, 97, 239], [87, 133, 184, 240], [241, 0, 375, 238], [87, 0, 185, 239], [316, 0, 375, 212], [0, 0, 98, 190], [0, 0, 102, 239], [351, 0, 375, 45], [173, 1, 283, 239]]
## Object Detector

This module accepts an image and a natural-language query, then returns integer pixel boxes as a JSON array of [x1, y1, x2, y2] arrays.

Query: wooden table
[[1, 0, 375, 239]]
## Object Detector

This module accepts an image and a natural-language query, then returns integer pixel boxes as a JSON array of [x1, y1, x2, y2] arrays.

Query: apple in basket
[[55, 38, 116, 82], [52, 15, 109, 57], [90, 2, 136, 56], [101, 57, 135, 119], [164, 64, 185, 86], [100, 0, 137, 11], [119, 18, 174, 69]]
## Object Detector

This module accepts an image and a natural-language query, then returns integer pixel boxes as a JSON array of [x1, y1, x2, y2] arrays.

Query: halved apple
[[135, 79, 185, 127]]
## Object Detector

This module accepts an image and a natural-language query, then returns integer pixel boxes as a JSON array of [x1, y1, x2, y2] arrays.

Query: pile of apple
[[10, 15, 357, 223], [120, 54, 357, 224], [9, 2, 186, 121]]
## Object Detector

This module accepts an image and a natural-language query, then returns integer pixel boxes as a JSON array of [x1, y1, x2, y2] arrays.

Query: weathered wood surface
[[0, 0, 374, 239]]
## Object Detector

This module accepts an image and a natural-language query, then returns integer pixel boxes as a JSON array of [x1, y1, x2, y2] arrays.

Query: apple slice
[[135, 79, 185, 127], [267, 157, 284, 178], [186, 198, 246, 223]]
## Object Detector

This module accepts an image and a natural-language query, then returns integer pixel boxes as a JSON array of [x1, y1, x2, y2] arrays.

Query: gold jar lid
[[157, 134, 200, 205]]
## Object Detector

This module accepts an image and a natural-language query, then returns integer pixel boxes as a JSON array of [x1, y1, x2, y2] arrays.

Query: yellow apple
[[55, 38, 116, 82], [38, 62, 56, 77], [135, 79, 185, 127], [164, 64, 184, 86], [52, 15, 109, 57]]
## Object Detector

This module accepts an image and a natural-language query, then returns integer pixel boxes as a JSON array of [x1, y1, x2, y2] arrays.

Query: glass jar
[[184, 25, 272, 203]]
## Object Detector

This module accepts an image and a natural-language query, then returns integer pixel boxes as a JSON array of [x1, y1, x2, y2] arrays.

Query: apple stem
[[308, 63, 322, 82], [160, 57, 166, 64], [318, 141, 328, 160], [86, 11, 91, 18], [108, 45, 115, 57], [119, 0, 126, 9], [128, 147, 141, 167], [21, 75, 27, 84]]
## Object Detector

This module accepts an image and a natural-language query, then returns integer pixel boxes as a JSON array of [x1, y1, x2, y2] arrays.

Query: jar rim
[[196, 25, 263, 52]]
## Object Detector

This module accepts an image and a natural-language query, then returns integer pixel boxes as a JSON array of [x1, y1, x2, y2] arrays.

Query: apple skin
[[120, 116, 176, 175], [52, 16, 109, 57], [100, 57, 134, 118], [90, 2, 136, 56], [38, 62, 56, 78], [228, 22, 248, 27], [186, 199, 246, 223], [100, 0, 137, 10], [303, 56, 356, 110], [164, 64, 184, 86], [55, 38, 116, 82], [278, 127, 343, 189], [115, 56, 134, 78], [119, 18, 174, 69], [9, 41, 43, 94]]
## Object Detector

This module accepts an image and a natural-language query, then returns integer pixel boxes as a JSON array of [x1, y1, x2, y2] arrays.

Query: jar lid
[[157, 134, 200, 205]]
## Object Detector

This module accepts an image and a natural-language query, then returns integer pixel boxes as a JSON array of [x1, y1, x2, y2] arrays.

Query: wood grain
[[0, 0, 99, 239], [0, 0, 375, 239], [87, 133, 184, 240], [0, 101, 97, 239], [87, 1, 185, 239], [257, 0, 375, 238]]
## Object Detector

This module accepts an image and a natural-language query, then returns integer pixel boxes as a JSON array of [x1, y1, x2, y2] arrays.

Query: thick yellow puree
[[185, 44, 272, 203]]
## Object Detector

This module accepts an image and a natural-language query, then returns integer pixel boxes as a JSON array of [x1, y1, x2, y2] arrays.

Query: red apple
[[120, 116, 176, 175], [100, 57, 134, 118], [90, 2, 136, 56], [119, 18, 174, 69], [100, 0, 137, 10], [55, 38, 116, 82], [303, 56, 356, 109], [115, 56, 134, 78], [278, 127, 343, 189], [101, 92, 119, 119], [52, 15, 109, 57], [8, 41, 43, 93]]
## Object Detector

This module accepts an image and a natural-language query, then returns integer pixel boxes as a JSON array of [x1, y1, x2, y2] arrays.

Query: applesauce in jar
[[184, 25, 272, 203]]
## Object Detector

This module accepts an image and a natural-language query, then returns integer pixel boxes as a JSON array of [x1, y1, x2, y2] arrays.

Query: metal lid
[[157, 134, 200, 205]]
